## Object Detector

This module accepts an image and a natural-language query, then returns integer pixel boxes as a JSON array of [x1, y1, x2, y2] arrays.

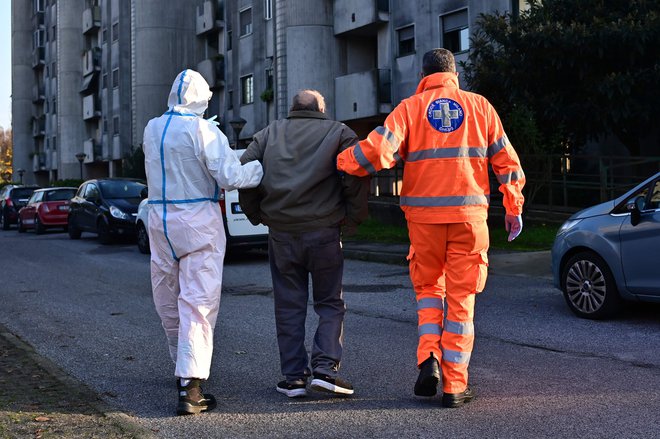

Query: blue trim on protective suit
[[159, 113, 179, 262], [176, 70, 188, 105], [149, 197, 219, 205], [165, 110, 196, 117]]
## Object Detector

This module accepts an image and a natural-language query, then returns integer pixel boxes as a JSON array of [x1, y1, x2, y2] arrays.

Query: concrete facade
[[12, 0, 524, 182]]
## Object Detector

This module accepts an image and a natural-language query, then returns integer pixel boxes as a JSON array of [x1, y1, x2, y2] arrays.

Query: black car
[[68, 178, 146, 244], [0, 185, 42, 230]]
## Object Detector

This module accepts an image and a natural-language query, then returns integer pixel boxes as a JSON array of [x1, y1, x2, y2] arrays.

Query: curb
[[0, 327, 157, 439]]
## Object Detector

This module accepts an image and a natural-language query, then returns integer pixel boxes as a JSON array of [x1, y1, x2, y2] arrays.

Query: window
[[103, 118, 108, 133], [241, 75, 253, 105], [113, 116, 119, 135], [227, 90, 233, 109], [33, 0, 44, 14], [51, 62, 56, 78], [102, 27, 108, 43], [112, 22, 119, 41], [239, 8, 252, 36], [264, 0, 272, 20], [112, 69, 119, 88], [33, 29, 45, 49], [650, 180, 660, 210], [51, 25, 56, 41], [102, 73, 108, 89], [397, 25, 415, 57], [441, 9, 469, 53], [52, 99, 56, 114], [227, 31, 232, 50]]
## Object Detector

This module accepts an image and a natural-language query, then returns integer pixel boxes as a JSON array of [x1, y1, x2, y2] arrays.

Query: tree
[[462, 0, 660, 156], [0, 128, 12, 182]]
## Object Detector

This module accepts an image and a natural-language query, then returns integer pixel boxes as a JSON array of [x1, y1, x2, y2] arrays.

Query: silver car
[[551, 171, 660, 319]]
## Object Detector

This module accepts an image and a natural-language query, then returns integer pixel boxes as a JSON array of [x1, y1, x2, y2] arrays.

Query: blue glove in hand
[[206, 115, 220, 127], [505, 214, 523, 242]]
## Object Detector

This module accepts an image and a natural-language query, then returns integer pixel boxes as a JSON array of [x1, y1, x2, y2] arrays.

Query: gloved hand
[[505, 214, 523, 242], [206, 115, 220, 127]]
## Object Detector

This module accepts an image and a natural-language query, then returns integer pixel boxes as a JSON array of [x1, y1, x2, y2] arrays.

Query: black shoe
[[176, 378, 217, 416], [276, 379, 307, 398], [310, 373, 354, 395], [414, 354, 440, 397], [442, 386, 475, 408]]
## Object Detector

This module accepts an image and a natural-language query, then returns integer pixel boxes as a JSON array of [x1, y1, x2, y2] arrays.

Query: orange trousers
[[407, 220, 489, 393]]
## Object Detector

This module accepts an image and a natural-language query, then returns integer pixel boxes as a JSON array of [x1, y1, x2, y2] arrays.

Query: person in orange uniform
[[336, 48, 525, 408]]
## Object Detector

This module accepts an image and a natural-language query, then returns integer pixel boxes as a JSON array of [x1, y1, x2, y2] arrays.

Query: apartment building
[[12, 0, 525, 183]]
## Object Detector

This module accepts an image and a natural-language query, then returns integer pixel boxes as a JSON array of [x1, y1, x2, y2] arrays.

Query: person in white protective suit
[[142, 69, 263, 416]]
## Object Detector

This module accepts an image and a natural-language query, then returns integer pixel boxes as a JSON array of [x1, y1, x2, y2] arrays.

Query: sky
[[0, 1, 11, 130]]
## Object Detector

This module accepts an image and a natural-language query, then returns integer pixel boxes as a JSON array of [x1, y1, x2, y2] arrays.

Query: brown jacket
[[239, 110, 369, 233]]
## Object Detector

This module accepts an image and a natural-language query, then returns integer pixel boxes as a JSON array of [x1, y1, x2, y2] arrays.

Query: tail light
[[5, 198, 12, 207], [219, 189, 226, 214]]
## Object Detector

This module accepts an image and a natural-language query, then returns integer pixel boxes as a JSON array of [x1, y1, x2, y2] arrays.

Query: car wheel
[[35, 216, 46, 235], [68, 216, 82, 239], [136, 221, 150, 254], [17, 217, 26, 233], [1, 213, 9, 230], [561, 251, 621, 319], [97, 217, 113, 245]]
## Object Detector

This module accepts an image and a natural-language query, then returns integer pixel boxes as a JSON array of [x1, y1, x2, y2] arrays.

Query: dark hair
[[290, 90, 326, 113], [422, 48, 456, 76]]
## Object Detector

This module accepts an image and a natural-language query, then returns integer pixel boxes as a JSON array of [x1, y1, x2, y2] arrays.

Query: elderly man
[[239, 90, 369, 398]]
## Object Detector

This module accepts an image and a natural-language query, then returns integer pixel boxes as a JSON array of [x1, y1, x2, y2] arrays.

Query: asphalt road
[[1, 230, 659, 438]]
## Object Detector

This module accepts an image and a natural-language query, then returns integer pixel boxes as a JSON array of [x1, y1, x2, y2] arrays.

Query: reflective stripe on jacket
[[337, 72, 525, 224]]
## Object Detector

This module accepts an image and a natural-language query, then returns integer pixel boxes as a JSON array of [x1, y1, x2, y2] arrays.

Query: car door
[[21, 191, 41, 226], [80, 183, 102, 230], [619, 177, 660, 296]]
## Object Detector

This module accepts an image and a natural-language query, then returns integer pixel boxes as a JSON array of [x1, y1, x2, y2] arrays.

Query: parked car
[[68, 178, 147, 244], [17, 187, 78, 234], [0, 185, 42, 230], [551, 171, 660, 319], [135, 188, 268, 255]]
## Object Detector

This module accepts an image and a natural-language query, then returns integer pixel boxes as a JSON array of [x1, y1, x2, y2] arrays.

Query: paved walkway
[[342, 240, 552, 280]]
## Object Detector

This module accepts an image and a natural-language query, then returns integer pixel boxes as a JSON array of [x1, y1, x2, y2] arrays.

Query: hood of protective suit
[[167, 69, 212, 116]]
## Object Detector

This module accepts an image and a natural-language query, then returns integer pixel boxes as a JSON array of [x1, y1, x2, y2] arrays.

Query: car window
[[27, 192, 41, 204], [84, 184, 100, 201], [45, 189, 77, 201], [12, 188, 37, 199], [649, 180, 660, 210], [99, 180, 146, 199]]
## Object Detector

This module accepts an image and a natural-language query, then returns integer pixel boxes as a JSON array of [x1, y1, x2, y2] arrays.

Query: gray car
[[551, 171, 660, 319]]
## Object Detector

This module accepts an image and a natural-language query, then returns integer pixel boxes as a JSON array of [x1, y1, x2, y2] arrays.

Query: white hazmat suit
[[143, 70, 263, 379]]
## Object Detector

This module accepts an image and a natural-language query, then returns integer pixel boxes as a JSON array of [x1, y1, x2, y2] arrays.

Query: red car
[[17, 187, 78, 234]]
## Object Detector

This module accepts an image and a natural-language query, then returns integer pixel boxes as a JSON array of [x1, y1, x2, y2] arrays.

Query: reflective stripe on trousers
[[408, 220, 489, 394]]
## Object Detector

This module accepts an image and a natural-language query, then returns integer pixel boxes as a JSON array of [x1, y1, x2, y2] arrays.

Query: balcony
[[335, 69, 392, 121], [334, 0, 389, 36], [32, 11, 45, 29], [32, 116, 46, 137], [32, 47, 45, 69], [32, 85, 45, 103], [82, 48, 101, 77], [82, 6, 101, 34], [197, 57, 225, 90], [83, 138, 98, 162], [32, 153, 46, 172], [196, 1, 224, 35], [82, 95, 101, 120]]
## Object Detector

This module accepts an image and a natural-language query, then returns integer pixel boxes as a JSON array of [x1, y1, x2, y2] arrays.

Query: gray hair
[[290, 89, 326, 113]]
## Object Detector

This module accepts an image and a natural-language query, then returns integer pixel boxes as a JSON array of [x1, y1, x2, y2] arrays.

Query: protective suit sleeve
[[336, 102, 409, 176], [197, 120, 263, 191]]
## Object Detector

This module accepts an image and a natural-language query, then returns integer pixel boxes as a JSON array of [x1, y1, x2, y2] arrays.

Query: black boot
[[442, 386, 475, 408], [414, 353, 440, 397], [176, 378, 217, 416]]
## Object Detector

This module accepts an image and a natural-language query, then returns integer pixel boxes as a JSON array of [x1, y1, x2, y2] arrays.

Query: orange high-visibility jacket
[[337, 72, 525, 224]]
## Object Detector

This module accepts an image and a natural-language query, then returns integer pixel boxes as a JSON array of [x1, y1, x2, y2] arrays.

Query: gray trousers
[[268, 227, 346, 381]]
